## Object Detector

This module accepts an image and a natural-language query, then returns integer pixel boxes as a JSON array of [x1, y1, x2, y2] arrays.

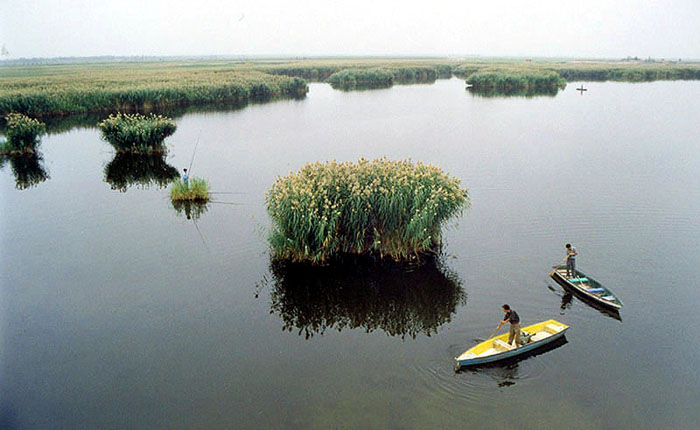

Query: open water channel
[[2, 78, 699, 429]]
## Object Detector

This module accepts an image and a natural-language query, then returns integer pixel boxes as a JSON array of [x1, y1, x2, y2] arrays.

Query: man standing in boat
[[496, 304, 521, 346], [565, 243, 578, 278]]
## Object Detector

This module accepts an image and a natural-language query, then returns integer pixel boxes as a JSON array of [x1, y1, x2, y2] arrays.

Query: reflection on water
[[265, 255, 466, 339], [458, 337, 569, 385], [0, 152, 50, 189], [549, 281, 622, 321], [171, 200, 209, 221], [467, 86, 561, 98], [104, 152, 179, 192], [9, 99, 274, 135], [329, 82, 393, 91]]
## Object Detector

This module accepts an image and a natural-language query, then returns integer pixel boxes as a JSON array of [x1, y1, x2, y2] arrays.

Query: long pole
[[188, 129, 202, 175]]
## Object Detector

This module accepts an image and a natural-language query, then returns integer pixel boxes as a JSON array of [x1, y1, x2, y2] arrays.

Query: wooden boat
[[550, 265, 623, 311], [455, 319, 569, 367]]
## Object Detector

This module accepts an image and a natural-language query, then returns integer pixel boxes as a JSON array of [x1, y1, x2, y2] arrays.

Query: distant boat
[[576, 86, 587, 92], [455, 319, 569, 367], [550, 265, 623, 311]]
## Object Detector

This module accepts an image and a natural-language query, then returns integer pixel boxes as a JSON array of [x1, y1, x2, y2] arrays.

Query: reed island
[[0, 113, 46, 155], [266, 158, 469, 265]]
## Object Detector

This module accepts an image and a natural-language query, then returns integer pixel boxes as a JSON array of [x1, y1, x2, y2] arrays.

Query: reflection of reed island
[[171, 199, 209, 221], [267, 255, 466, 339], [104, 152, 178, 192], [0, 152, 49, 189], [467, 86, 560, 98]]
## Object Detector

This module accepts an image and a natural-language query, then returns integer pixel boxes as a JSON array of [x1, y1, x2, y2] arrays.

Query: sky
[[1, 0, 699, 59]]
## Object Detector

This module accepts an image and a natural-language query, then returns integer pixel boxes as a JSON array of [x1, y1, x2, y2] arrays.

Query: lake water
[[2, 78, 699, 429]]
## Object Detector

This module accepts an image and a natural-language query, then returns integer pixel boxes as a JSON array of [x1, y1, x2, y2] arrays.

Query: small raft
[[550, 265, 623, 311], [455, 319, 569, 367]]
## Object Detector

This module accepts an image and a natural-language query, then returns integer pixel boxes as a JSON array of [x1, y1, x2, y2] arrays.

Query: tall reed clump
[[98, 113, 176, 153], [466, 70, 566, 90], [170, 177, 211, 202], [266, 158, 470, 265], [1, 113, 46, 154]]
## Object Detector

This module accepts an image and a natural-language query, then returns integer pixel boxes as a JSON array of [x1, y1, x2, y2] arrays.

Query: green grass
[[170, 177, 211, 202], [98, 112, 176, 153], [266, 158, 469, 264], [1, 113, 46, 154]]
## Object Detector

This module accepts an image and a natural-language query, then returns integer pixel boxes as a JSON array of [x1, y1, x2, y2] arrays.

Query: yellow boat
[[455, 319, 569, 367]]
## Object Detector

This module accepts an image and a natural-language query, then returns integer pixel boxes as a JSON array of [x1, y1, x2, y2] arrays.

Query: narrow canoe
[[550, 265, 623, 311], [455, 319, 569, 367]]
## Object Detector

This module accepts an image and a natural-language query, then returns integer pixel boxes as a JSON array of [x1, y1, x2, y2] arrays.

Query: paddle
[[474, 326, 500, 342], [550, 256, 568, 277]]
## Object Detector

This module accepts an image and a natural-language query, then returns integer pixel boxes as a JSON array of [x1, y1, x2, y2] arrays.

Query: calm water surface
[[2, 78, 700, 429]]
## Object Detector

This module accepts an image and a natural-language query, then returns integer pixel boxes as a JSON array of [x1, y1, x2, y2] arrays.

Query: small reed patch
[[1, 113, 46, 154], [98, 113, 176, 153], [170, 177, 211, 202]]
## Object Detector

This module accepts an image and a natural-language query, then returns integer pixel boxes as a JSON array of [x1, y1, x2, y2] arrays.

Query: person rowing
[[565, 243, 578, 278], [495, 304, 521, 346]]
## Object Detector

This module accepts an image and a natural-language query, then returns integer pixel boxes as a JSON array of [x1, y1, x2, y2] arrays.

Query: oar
[[550, 256, 567, 277], [474, 326, 500, 342]]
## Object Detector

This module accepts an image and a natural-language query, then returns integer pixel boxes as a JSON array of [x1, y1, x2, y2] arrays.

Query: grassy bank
[[0, 63, 308, 117], [266, 158, 469, 265]]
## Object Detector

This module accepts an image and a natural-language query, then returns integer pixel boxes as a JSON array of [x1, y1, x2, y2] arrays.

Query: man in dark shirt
[[565, 243, 578, 278], [496, 304, 521, 346]]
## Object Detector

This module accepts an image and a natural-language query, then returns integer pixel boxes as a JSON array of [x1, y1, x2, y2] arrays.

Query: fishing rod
[[187, 129, 202, 175]]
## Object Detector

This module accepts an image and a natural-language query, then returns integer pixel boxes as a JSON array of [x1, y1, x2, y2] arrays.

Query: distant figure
[[182, 168, 189, 185], [565, 243, 578, 278], [496, 304, 521, 346]]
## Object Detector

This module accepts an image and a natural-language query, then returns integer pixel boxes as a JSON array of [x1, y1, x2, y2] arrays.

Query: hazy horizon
[[1, 0, 699, 60]]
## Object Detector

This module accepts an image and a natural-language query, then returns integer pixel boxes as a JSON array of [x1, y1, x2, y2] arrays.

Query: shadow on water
[[548, 279, 622, 322], [456, 336, 569, 381], [171, 200, 209, 221], [104, 152, 179, 192], [262, 254, 467, 340], [467, 86, 562, 98], [0, 96, 304, 135], [0, 152, 50, 190]]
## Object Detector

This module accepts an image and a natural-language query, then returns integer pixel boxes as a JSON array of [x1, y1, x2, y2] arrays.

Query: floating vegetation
[[0, 152, 50, 189], [0, 64, 308, 117], [265, 254, 466, 339], [104, 152, 179, 192], [0, 113, 46, 154], [170, 177, 211, 202], [266, 158, 470, 264], [466, 70, 567, 90], [98, 113, 176, 153], [171, 200, 209, 221]]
